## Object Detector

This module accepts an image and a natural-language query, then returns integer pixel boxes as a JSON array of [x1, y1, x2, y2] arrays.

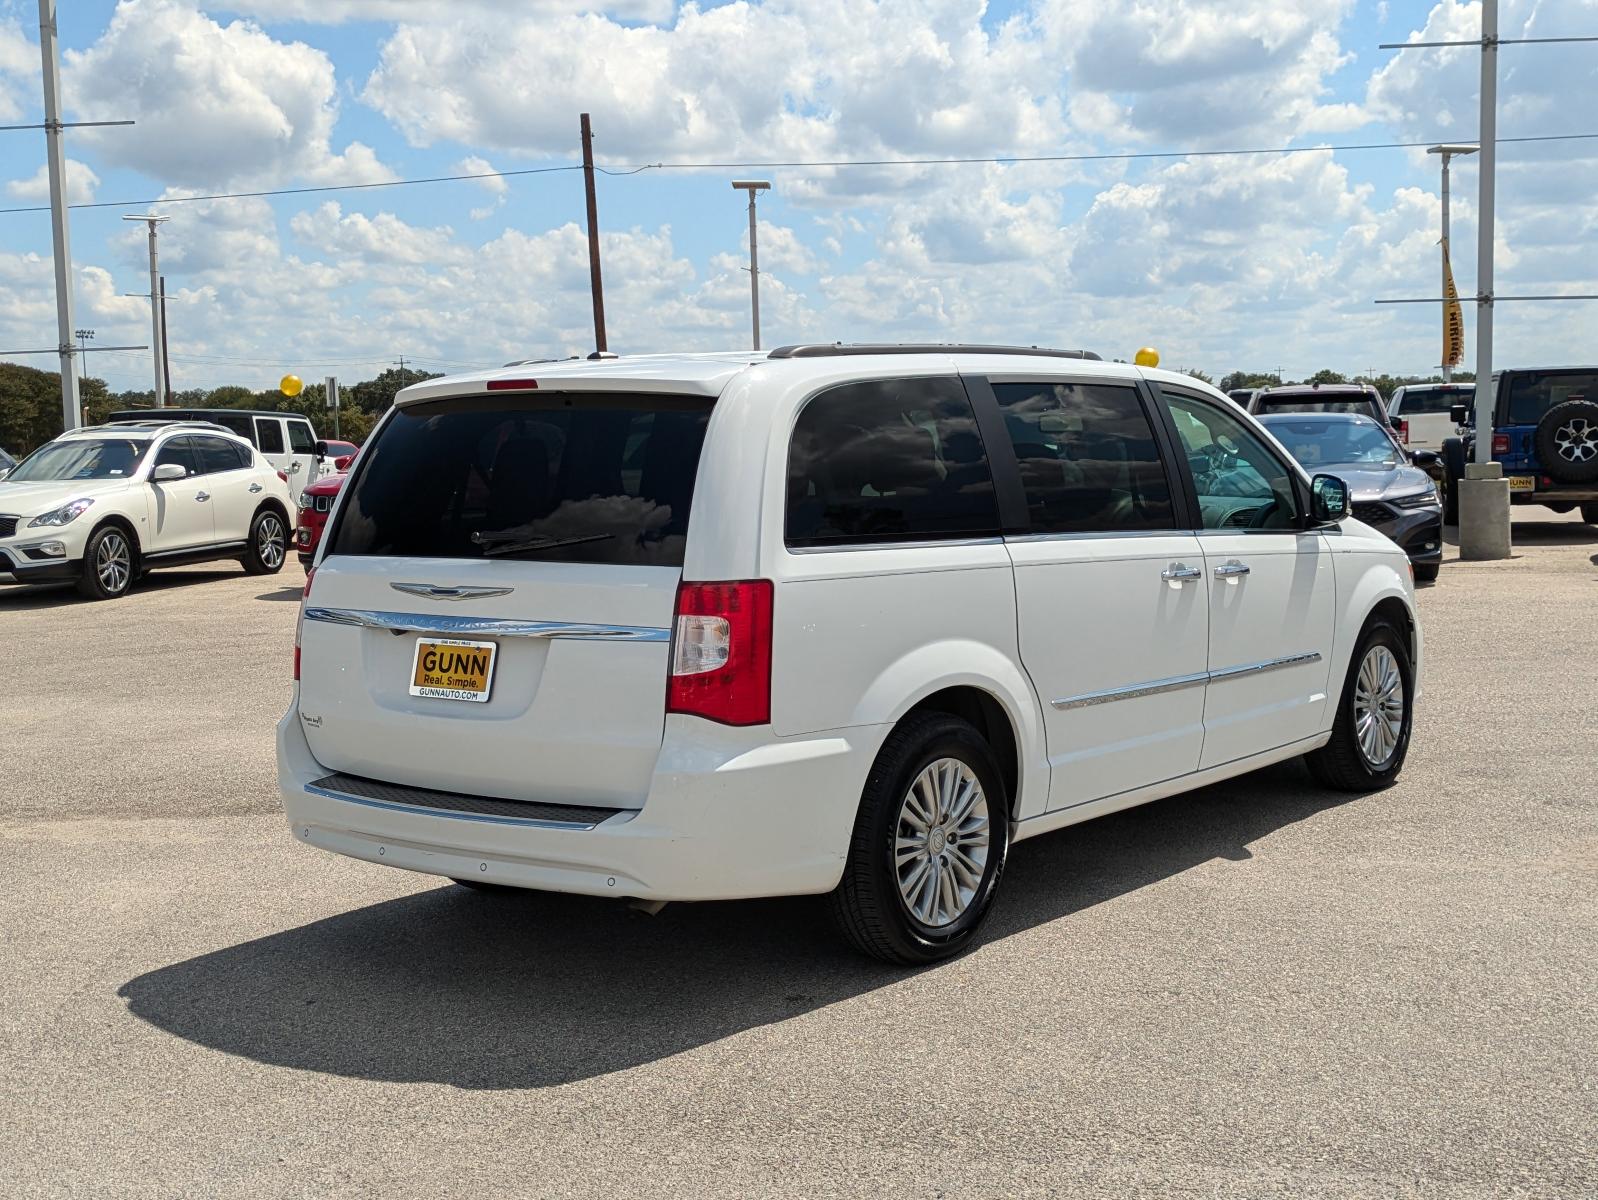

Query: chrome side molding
[[303, 607, 670, 642], [1053, 652, 1323, 710]]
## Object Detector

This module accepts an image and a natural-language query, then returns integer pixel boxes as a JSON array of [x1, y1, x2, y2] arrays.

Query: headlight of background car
[[299, 491, 312, 509], [1393, 490, 1442, 509], [27, 497, 96, 527]]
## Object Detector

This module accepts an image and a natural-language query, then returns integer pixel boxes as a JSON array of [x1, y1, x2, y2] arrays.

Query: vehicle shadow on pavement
[[0, 568, 244, 611], [119, 761, 1355, 1090]]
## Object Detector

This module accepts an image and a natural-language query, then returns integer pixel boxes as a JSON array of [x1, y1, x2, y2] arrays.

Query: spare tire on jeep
[[1535, 399, 1598, 485]]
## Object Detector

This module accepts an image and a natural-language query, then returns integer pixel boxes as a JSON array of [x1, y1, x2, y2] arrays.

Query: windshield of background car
[[1256, 398, 1375, 417], [1261, 419, 1402, 468], [326, 392, 714, 566], [1506, 371, 1598, 424], [1397, 387, 1468, 414], [6, 438, 149, 482]]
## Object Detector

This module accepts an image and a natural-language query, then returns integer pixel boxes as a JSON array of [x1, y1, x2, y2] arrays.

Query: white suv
[[0, 421, 294, 600], [280, 346, 1422, 963]]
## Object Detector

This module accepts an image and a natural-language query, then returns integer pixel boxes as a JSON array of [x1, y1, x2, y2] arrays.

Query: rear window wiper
[[472, 532, 615, 557]]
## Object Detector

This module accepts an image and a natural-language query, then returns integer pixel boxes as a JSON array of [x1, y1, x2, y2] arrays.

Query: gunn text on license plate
[[409, 637, 497, 703], [1507, 475, 1536, 492]]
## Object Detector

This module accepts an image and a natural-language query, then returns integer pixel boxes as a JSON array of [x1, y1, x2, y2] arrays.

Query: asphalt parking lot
[[3, 514, 1596, 1199]]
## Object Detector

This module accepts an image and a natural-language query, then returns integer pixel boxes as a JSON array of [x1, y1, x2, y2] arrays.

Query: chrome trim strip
[[304, 783, 607, 830], [1051, 652, 1323, 710], [390, 582, 515, 601], [303, 607, 670, 642], [1052, 670, 1209, 710], [1208, 651, 1322, 683]]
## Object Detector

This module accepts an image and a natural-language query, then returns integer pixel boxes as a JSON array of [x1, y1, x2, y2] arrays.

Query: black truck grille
[[0, 515, 18, 538], [1351, 502, 1393, 525]]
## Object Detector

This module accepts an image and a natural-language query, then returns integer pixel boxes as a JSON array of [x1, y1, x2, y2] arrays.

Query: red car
[[321, 439, 359, 470], [295, 471, 346, 568]]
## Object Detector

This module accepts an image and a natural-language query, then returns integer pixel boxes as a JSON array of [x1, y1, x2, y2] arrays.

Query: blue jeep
[[1441, 367, 1598, 525]]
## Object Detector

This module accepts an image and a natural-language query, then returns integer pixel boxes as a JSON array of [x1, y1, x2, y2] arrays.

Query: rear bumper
[[277, 692, 880, 902]]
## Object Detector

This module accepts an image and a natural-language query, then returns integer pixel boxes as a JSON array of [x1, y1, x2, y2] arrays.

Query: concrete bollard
[[1458, 461, 1512, 560]]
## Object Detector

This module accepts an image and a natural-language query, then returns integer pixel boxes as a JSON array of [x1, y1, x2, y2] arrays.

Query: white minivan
[[280, 346, 1421, 963]]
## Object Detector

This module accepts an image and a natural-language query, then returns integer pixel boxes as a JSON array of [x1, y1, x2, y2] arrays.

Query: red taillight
[[486, 378, 539, 391], [277, 470, 289, 482], [1395, 418, 1409, 443], [1492, 434, 1510, 457], [666, 580, 773, 726], [294, 566, 316, 680]]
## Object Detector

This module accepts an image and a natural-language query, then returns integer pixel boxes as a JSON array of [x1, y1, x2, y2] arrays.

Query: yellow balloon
[[1133, 347, 1160, 368], [279, 374, 304, 397]]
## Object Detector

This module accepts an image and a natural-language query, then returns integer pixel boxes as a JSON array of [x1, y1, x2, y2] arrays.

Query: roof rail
[[77, 419, 234, 435], [766, 342, 1102, 361]]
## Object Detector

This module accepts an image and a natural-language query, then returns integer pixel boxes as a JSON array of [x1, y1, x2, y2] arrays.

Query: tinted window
[[1256, 397, 1376, 418], [210, 412, 253, 439], [8, 437, 148, 482], [1396, 387, 1468, 415], [786, 377, 999, 547], [993, 381, 1173, 533], [1165, 395, 1299, 530], [328, 393, 713, 567], [288, 421, 316, 454], [194, 435, 248, 473], [1506, 371, 1598, 424], [1258, 418, 1403, 468], [153, 437, 201, 478], [255, 418, 285, 454]]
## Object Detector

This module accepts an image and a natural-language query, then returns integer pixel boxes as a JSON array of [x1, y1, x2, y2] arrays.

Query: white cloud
[[290, 201, 469, 265], [63, 0, 394, 189], [5, 160, 101, 206], [199, 0, 675, 24], [456, 156, 507, 220], [0, 19, 33, 123]]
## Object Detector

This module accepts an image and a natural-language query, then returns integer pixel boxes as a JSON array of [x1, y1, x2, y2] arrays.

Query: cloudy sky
[[0, 0, 1594, 393]]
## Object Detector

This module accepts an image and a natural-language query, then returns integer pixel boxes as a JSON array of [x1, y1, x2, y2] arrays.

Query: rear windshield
[[1256, 398, 1376, 417], [1506, 371, 1598, 424], [326, 393, 713, 566], [1396, 386, 1470, 415]]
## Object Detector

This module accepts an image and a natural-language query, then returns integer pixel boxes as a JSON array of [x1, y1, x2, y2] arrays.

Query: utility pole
[[122, 213, 169, 406], [580, 113, 607, 353], [1427, 144, 1477, 383], [732, 180, 771, 351], [159, 276, 173, 404], [1472, 1, 1498, 463], [38, 0, 79, 430]]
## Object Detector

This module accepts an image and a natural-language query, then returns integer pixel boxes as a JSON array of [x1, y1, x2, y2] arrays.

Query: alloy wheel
[[895, 757, 991, 928], [1354, 645, 1405, 768], [258, 516, 285, 568], [1554, 417, 1598, 463], [96, 532, 131, 594]]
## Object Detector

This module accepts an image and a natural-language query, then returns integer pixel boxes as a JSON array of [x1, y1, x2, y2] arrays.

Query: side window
[[992, 381, 1174, 533], [287, 421, 315, 455], [1163, 393, 1300, 531], [194, 436, 244, 474], [255, 418, 286, 455], [786, 377, 1000, 547], [152, 436, 200, 478]]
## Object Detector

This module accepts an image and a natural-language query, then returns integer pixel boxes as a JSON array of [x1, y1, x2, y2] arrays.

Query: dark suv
[[1441, 367, 1598, 524]]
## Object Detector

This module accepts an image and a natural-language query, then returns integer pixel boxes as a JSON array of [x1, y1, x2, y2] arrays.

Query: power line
[[1, 132, 1596, 217]]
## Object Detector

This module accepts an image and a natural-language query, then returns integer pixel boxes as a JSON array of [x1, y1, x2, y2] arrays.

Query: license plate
[[1507, 475, 1536, 492], [409, 637, 497, 703]]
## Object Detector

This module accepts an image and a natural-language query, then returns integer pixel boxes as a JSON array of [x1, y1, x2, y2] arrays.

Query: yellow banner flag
[[1442, 236, 1465, 367]]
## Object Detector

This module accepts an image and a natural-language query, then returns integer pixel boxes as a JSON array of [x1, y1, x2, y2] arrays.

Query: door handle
[[1214, 560, 1251, 579], [248, 483, 263, 493], [195, 491, 210, 502], [1161, 563, 1203, 583]]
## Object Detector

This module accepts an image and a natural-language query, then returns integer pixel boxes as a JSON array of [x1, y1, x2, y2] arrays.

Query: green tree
[[1218, 371, 1283, 393], [1307, 369, 1348, 386], [1174, 367, 1215, 385], [350, 367, 442, 415]]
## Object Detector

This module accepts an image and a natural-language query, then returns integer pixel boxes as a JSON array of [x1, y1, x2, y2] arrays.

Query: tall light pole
[[732, 180, 770, 351], [122, 213, 170, 406], [38, 0, 80, 430], [1472, 0, 1498, 464], [1427, 144, 1476, 382]]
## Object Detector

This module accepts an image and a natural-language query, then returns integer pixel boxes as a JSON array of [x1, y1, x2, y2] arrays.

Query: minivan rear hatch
[[299, 390, 713, 810]]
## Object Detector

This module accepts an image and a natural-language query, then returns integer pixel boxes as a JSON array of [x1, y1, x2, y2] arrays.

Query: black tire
[[243, 508, 288, 575], [1440, 437, 1466, 525], [1306, 617, 1415, 792], [75, 524, 137, 600], [829, 712, 1011, 965], [1413, 562, 1440, 583], [1581, 502, 1598, 525], [1534, 400, 1598, 485], [449, 878, 525, 894]]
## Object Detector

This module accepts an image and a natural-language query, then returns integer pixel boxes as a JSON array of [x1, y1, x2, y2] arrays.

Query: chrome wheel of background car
[[1354, 645, 1405, 768], [258, 516, 286, 569], [96, 532, 131, 594], [895, 757, 990, 928], [1554, 417, 1598, 463]]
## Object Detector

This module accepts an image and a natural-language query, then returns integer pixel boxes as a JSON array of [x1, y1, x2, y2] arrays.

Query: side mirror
[[333, 454, 353, 471], [1310, 473, 1351, 525], [313, 440, 328, 459], [1409, 449, 1440, 469], [1449, 403, 1469, 424], [150, 462, 187, 483]]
